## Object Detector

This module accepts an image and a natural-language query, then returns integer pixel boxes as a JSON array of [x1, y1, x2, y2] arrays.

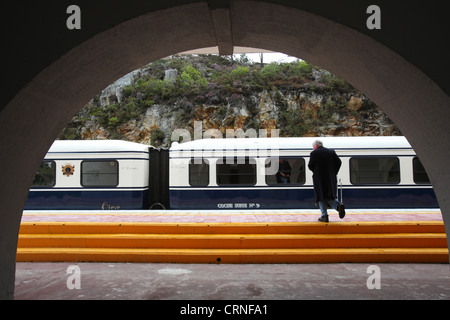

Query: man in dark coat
[[308, 140, 345, 222]]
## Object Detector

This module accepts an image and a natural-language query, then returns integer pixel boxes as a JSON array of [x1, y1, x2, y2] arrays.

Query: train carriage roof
[[170, 136, 412, 151], [48, 140, 149, 153]]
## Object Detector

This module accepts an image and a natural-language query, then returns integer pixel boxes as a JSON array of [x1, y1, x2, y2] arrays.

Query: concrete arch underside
[[0, 1, 449, 299]]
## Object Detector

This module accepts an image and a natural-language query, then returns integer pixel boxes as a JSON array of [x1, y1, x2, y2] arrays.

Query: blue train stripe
[[169, 187, 438, 210], [25, 190, 149, 210]]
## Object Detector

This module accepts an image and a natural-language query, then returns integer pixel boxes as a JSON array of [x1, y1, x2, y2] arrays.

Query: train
[[24, 136, 439, 210]]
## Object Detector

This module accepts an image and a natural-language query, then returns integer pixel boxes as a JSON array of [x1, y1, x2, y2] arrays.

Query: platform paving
[[20, 208, 445, 223]]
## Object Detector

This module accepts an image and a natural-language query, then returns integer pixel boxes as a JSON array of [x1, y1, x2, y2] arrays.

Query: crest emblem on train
[[62, 164, 75, 177]]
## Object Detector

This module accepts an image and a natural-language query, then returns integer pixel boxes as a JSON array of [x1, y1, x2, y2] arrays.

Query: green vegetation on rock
[[59, 54, 400, 146]]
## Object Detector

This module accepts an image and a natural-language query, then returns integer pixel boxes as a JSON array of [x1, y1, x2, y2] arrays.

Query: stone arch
[[1, 1, 449, 299]]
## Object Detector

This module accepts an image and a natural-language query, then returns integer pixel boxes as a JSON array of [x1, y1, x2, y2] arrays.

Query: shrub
[[178, 65, 208, 92], [231, 66, 250, 80], [150, 128, 165, 146]]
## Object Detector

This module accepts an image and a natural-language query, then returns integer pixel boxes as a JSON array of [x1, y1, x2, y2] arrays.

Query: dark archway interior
[[1, 1, 449, 299]]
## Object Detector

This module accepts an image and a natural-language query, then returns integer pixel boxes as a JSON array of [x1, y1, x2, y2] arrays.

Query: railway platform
[[15, 209, 449, 301]]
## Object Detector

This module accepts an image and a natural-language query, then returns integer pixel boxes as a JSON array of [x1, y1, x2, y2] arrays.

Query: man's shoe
[[338, 203, 346, 219], [318, 215, 329, 222]]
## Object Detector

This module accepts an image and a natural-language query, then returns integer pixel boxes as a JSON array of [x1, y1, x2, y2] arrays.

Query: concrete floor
[[15, 262, 450, 301]]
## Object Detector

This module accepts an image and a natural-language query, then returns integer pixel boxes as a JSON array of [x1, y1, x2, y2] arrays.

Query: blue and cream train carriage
[[25, 136, 439, 210], [26, 140, 151, 210]]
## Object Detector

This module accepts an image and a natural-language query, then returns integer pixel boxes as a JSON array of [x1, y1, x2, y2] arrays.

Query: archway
[[1, 1, 449, 299]]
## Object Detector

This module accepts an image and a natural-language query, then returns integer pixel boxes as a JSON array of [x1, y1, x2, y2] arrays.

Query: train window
[[189, 159, 209, 187], [81, 160, 118, 187], [217, 157, 256, 186], [350, 157, 400, 184], [32, 161, 56, 188], [265, 157, 305, 185], [413, 157, 430, 184]]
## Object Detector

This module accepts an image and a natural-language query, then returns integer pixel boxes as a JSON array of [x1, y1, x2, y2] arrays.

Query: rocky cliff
[[59, 55, 400, 147]]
